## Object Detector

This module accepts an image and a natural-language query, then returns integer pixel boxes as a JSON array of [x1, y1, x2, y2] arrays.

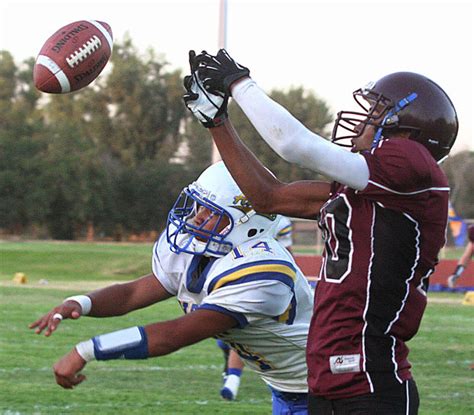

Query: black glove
[[195, 49, 250, 95], [182, 50, 229, 128]]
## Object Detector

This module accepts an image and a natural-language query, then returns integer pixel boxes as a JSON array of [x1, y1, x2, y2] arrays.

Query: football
[[33, 20, 113, 94]]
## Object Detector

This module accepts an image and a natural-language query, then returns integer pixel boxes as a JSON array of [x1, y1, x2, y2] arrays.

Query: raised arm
[[195, 49, 370, 191], [183, 51, 329, 218], [210, 119, 330, 219]]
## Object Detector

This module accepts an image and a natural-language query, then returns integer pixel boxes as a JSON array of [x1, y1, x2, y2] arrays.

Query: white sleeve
[[273, 216, 293, 248], [232, 79, 370, 190], [151, 240, 179, 295]]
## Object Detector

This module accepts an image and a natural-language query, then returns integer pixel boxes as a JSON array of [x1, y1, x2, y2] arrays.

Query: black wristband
[[201, 112, 228, 129]]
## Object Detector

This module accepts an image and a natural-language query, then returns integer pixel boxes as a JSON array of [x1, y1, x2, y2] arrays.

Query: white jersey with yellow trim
[[273, 216, 293, 248], [152, 232, 313, 393]]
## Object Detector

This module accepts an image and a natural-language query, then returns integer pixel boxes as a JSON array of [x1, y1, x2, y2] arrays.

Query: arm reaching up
[[196, 49, 370, 191]]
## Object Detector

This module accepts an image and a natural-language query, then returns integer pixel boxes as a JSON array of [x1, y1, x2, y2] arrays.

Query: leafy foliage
[[442, 151, 474, 218], [0, 40, 335, 239]]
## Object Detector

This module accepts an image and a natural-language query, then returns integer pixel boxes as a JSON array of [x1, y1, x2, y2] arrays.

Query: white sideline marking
[[0, 364, 221, 373]]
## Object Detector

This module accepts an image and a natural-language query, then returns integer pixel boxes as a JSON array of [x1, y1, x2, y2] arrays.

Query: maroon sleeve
[[358, 138, 448, 215]]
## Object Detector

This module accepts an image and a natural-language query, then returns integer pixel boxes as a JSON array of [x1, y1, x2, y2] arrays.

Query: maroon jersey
[[469, 225, 474, 243], [307, 138, 449, 399]]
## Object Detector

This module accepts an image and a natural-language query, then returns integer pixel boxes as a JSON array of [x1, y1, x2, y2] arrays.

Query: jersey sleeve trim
[[365, 180, 450, 195], [198, 304, 248, 328], [277, 225, 293, 237], [207, 259, 297, 294], [273, 295, 297, 325]]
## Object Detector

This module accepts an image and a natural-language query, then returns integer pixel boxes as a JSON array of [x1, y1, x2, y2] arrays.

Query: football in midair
[[33, 20, 113, 94]]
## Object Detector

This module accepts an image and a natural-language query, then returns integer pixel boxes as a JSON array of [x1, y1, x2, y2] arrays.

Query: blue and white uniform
[[273, 216, 293, 249], [152, 231, 313, 393]]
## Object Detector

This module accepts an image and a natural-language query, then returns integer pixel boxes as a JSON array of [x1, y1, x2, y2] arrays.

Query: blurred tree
[[0, 52, 48, 232], [103, 36, 186, 167], [28, 37, 194, 239], [114, 161, 195, 237], [0, 42, 336, 240], [182, 114, 214, 178], [443, 151, 474, 218]]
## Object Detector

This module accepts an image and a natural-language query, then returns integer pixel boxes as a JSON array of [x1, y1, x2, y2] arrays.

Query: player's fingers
[[71, 311, 81, 319], [54, 371, 72, 389], [44, 313, 63, 336], [55, 372, 85, 389], [183, 75, 193, 89], [188, 50, 196, 69], [32, 315, 51, 334], [29, 318, 42, 329], [71, 374, 86, 386], [194, 50, 213, 65]]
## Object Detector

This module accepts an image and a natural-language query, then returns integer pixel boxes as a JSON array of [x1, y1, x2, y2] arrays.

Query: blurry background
[[0, 3, 473, 413], [0, 0, 472, 242]]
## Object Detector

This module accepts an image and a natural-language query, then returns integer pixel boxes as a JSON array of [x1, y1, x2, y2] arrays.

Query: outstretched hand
[[194, 49, 250, 95], [183, 50, 229, 128], [53, 348, 87, 389], [29, 300, 82, 337]]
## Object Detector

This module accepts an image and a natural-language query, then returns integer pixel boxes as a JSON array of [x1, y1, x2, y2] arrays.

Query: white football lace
[[66, 35, 102, 68]]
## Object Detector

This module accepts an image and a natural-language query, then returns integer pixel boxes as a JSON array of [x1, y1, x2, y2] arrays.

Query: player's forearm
[[73, 322, 187, 365], [458, 242, 474, 267], [83, 274, 171, 317], [85, 283, 136, 316], [210, 120, 285, 213], [74, 310, 237, 362], [231, 79, 370, 190], [211, 120, 329, 218]]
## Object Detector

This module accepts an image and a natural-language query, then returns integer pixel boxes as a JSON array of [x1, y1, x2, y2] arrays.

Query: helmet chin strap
[[371, 92, 418, 149], [189, 236, 232, 257], [190, 210, 260, 257]]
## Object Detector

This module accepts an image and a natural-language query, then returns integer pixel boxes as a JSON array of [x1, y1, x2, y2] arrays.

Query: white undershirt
[[232, 79, 370, 190]]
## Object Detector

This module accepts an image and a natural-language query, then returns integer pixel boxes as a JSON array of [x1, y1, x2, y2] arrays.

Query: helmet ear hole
[[247, 228, 257, 237]]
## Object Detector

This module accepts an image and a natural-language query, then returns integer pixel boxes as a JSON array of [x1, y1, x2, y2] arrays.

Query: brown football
[[33, 20, 113, 93]]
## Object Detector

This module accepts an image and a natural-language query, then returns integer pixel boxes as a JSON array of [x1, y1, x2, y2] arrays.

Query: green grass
[[0, 240, 153, 282], [0, 287, 270, 414], [1, 241, 473, 414]]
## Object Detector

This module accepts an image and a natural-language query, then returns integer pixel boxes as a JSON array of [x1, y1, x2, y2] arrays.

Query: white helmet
[[167, 161, 279, 256]]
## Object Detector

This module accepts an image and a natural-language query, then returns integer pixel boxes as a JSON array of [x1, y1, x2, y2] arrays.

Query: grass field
[[1, 241, 473, 414]]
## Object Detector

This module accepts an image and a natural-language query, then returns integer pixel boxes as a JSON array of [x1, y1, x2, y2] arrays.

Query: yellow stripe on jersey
[[277, 225, 292, 237], [210, 263, 297, 293], [278, 305, 292, 323]]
